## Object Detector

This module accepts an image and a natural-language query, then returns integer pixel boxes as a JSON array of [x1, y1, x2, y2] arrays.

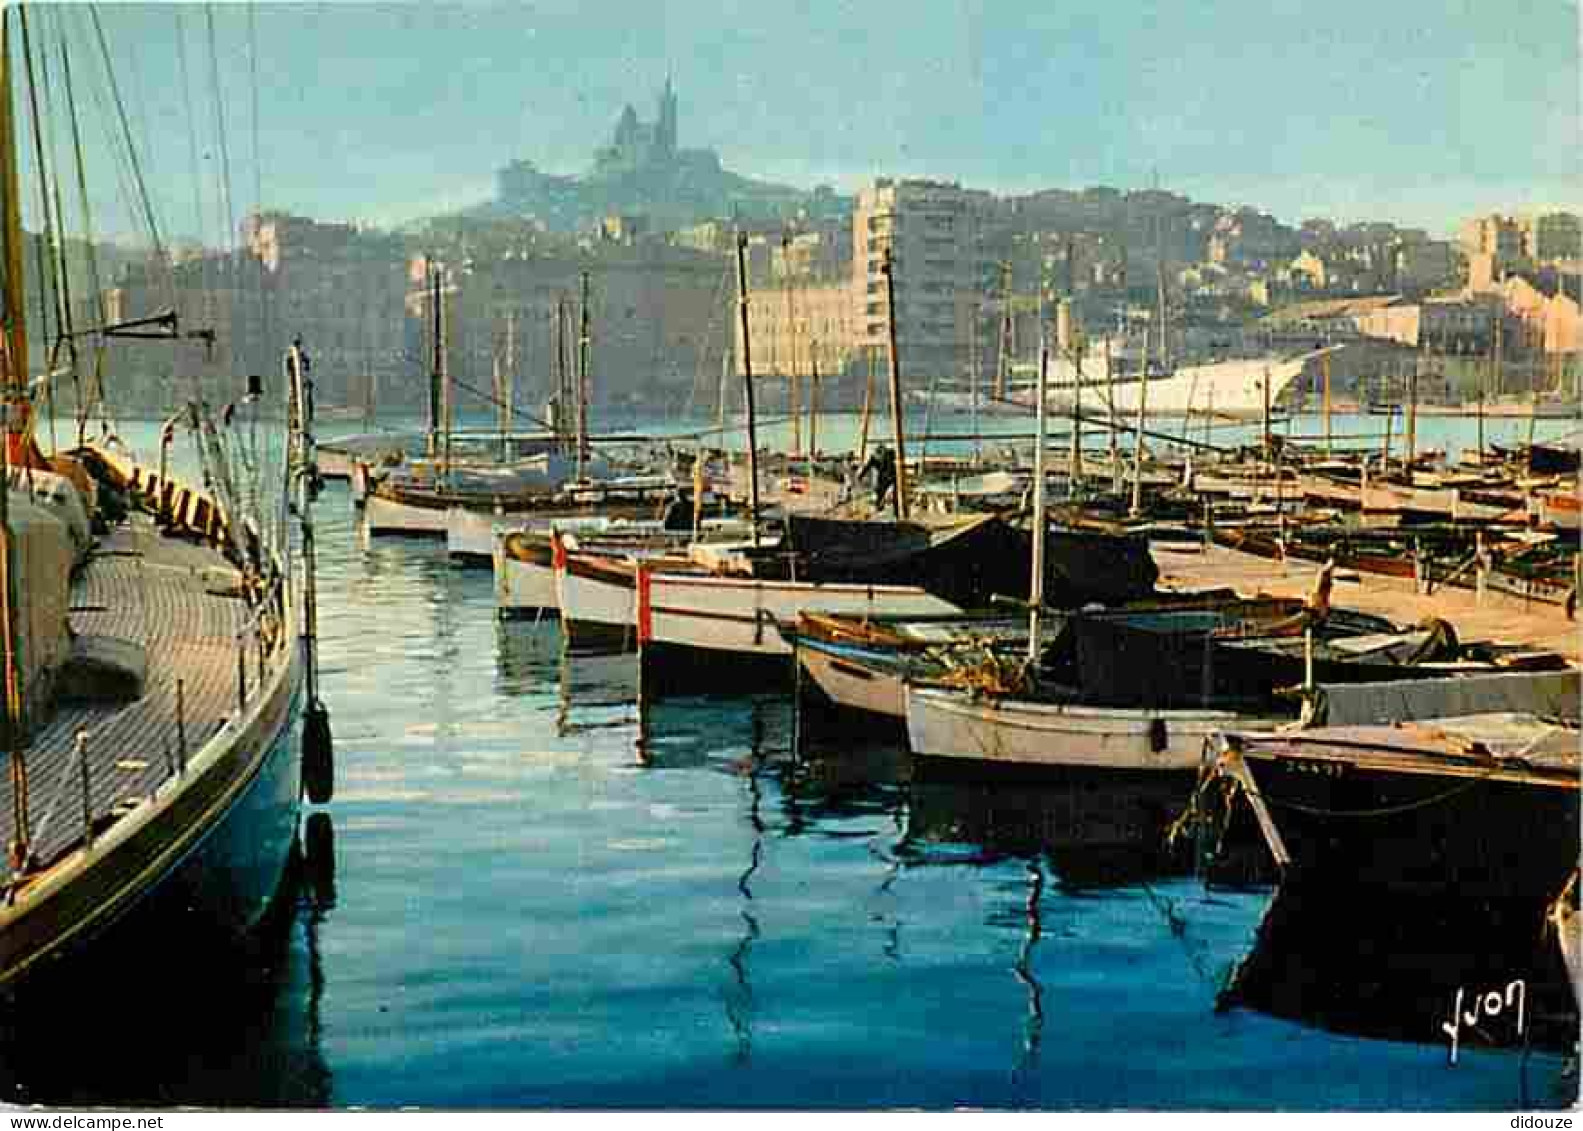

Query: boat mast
[[782, 233, 800, 458], [0, 10, 32, 872], [576, 269, 591, 480], [363, 342, 376, 430], [1129, 326, 1149, 517], [733, 232, 762, 546], [996, 260, 1012, 400], [856, 344, 875, 464], [806, 339, 819, 482], [440, 267, 452, 484], [1321, 349, 1332, 456], [1059, 299, 1081, 496], [716, 328, 729, 484], [426, 261, 441, 462], [969, 295, 982, 464], [1406, 354, 1419, 469], [881, 248, 909, 520], [495, 310, 514, 464], [504, 310, 516, 461], [555, 295, 569, 456], [1028, 316, 1049, 665]]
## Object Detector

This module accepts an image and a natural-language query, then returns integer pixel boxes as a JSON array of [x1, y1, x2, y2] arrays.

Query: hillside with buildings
[[458, 79, 849, 235], [53, 78, 1577, 419]]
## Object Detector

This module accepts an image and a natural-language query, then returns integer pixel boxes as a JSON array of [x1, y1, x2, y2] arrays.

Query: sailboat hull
[[0, 639, 304, 990]]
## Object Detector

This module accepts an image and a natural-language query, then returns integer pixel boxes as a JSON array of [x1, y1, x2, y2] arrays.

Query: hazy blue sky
[[29, 1, 1582, 241]]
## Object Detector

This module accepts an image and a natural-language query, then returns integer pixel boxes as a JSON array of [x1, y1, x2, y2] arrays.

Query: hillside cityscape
[[45, 77, 1582, 419]]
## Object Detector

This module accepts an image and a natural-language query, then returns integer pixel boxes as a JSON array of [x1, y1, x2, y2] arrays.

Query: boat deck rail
[[2, 516, 283, 888]]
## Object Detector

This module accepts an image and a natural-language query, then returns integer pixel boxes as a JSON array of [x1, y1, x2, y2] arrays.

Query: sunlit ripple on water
[[0, 416, 1572, 1110]]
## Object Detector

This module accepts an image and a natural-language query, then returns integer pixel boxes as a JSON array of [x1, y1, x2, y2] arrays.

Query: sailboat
[[363, 270, 639, 539], [0, 12, 327, 988]]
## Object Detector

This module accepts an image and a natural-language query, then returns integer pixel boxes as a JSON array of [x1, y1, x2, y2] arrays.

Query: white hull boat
[[903, 683, 1284, 773]]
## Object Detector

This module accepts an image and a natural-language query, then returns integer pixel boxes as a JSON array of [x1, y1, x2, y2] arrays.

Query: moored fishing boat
[[633, 511, 1152, 698], [789, 591, 1291, 736], [638, 567, 964, 699], [1197, 692, 1580, 902], [904, 683, 1282, 774], [496, 521, 723, 623]]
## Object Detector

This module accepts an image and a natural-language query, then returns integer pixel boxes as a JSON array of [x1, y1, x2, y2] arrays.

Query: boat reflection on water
[[492, 616, 563, 696], [1222, 880, 1579, 1063], [905, 767, 1195, 889], [0, 816, 337, 1108]]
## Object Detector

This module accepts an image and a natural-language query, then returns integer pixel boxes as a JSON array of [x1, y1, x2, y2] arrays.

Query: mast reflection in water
[[23, 433, 1568, 1111]]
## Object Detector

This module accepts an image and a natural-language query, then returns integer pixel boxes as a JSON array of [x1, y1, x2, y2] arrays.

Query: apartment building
[[852, 178, 995, 382]]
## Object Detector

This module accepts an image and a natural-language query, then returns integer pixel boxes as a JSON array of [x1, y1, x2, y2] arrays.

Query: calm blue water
[[0, 411, 1575, 1110]]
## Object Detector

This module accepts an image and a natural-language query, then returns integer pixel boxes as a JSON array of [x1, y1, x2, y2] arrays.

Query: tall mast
[[555, 296, 569, 455], [782, 234, 800, 457], [1058, 298, 1081, 495], [496, 310, 515, 463], [426, 261, 441, 461], [439, 267, 452, 483], [969, 295, 982, 463], [1028, 318, 1049, 665], [1321, 349, 1332, 456], [1406, 353, 1419, 468], [856, 343, 876, 464], [881, 248, 909, 520], [1493, 313, 1504, 400], [807, 340, 820, 480], [996, 260, 1012, 399], [1129, 326, 1149, 517], [577, 270, 590, 479], [734, 232, 761, 546], [1, 10, 32, 871], [1155, 256, 1168, 375]]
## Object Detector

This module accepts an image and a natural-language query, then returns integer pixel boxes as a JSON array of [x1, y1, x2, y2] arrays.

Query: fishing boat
[[1535, 483, 1581, 532], [1217, 873, 1581, 1056], [443, 474, 685, 564], [363, 268, 630, 538], [495, 518, 746, 623], [638, 567, 964, 699], [631, 509, 1155, 696], [899, 590, 1540, 775], [790, 609, 1059, 734], [788, 591, 1294, 736], [1198, 693, 1580, 903], [0, 17, 329, 990]]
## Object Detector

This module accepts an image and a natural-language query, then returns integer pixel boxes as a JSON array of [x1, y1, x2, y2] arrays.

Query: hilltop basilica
[[592, 78, 681, 176], [490, 78, 841, 233]]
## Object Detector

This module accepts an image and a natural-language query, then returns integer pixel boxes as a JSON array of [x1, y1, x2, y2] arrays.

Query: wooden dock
[[1153, 541, 1580, 664]]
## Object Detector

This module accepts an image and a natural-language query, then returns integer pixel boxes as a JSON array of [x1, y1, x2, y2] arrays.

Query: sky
[[23, 0, 1582, 244]]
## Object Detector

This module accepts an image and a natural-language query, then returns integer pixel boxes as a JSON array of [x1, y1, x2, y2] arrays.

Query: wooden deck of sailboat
[[1, 516, 250, 875], [1154, 542, 1580, 663]]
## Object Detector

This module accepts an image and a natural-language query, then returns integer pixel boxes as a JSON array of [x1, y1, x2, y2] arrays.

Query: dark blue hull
[[151, 681, 306, 939], [4, 675, 306, 996]]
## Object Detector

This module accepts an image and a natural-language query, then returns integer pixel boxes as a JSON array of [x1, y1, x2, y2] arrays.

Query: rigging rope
[[18, 10, 61, 357], [245, 1, 272, 386], [88, 7, 168, 272]]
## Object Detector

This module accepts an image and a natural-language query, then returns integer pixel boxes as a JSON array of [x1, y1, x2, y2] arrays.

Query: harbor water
[[0, 412, 1575, 1109]]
